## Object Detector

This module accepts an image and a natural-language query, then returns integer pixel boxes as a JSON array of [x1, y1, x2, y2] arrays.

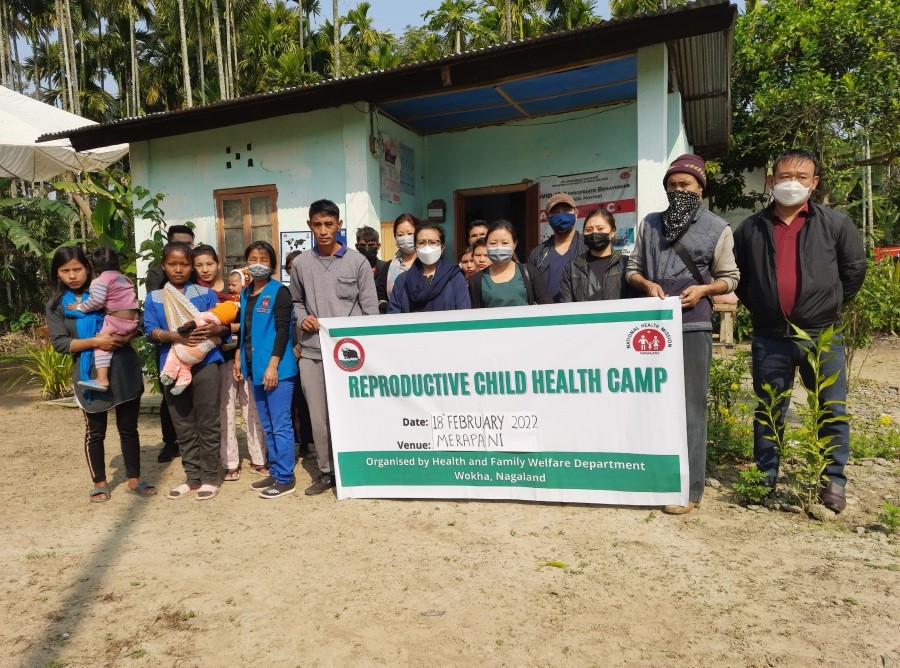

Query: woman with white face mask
[[468, 219, 553, 308], [387, 223, 470, 313], [375, 212, 421, 313]]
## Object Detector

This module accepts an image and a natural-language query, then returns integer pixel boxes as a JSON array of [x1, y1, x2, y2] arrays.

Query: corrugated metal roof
[[39, 0, 736, 154]]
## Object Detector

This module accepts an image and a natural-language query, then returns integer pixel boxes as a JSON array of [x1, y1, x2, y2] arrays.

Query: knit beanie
[[663, 153, 707, 189]]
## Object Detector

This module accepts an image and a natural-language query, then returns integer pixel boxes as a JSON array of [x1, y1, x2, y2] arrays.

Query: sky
[[314, 0, 613, 36]]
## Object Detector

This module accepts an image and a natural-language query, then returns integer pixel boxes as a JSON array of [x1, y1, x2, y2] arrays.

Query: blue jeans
[[751, 335, 849, 487], [253, 379, 296, 484]]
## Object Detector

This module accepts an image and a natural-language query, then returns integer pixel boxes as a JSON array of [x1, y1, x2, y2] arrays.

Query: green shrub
[[878, 502, 900, 533], [707, 352, 753, 464], [732, 467, 771, 504], [2, 344, 73, 399]]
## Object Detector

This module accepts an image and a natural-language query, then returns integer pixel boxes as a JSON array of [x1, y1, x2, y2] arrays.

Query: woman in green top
[[469, 220, 552, 308]]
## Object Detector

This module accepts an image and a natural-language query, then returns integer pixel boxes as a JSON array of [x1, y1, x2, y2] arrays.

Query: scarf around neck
[[61, 289, 104, 402], [661, 190, 701, 245], [403, 259, 461, 312]]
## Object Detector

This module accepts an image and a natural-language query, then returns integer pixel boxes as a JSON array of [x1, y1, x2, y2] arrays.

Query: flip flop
[[196, 484, 219, 500], [89, 486, 110, 503], [128, 481, 157, 497], [223, 468, 241, 482], [167, 483, 199, 500]]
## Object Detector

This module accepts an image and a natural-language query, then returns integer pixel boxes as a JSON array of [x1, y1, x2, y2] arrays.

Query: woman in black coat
[[559, 208, 630, 303]]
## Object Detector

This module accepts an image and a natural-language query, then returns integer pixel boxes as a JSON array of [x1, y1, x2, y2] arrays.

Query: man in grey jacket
[[627, 154, 740, 514], [290, 199, 379, 495]]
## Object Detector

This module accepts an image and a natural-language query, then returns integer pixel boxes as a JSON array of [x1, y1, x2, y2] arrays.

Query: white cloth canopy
[[0, 86, 128, 181]]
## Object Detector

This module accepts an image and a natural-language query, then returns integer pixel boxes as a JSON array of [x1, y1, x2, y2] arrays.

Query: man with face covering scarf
[[733, 149, 865, 515], [627, 153, 740, 515]]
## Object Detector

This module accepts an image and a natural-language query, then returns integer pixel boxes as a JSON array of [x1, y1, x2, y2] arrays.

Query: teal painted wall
[[129, 100, 665, 276], [131, 105, 378, 285], [424, 103, 637, 257]]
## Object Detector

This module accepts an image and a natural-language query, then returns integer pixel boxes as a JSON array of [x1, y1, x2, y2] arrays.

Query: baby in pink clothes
[[67, 247, 139, 392]]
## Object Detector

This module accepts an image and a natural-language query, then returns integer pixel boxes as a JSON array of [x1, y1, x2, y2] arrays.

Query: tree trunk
[[306, 9, 313, 73], [454, 27, 461, 54], [10, 9, 23, 91], [55, 0, 74, 111], [211, 0, 226, 99], [195, 0, 206, 105], [332, 0, 340, 78], [298, 6, 304, 72], [130, 6, 140, 114], [0, 0, 8, 88], [229, 0, 239, 95], [64, 0, 80, 113], [177, 0, 193, 107], [504, 0, 512, 41], [224, 0, 233, 97]]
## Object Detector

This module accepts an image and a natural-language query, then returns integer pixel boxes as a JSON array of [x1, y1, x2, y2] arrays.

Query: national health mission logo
[[625, 324, 672, 355], [334, 338, 365, 372]]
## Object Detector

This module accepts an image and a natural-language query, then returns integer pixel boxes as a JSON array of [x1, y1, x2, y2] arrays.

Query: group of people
[[47, 149, 865, 514]]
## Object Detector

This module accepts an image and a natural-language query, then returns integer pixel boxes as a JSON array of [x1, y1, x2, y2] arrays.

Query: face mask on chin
[[772, 180, 811, 207]]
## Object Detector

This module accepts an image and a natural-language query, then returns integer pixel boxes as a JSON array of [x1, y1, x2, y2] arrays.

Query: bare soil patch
[[0, 340, 898, 667]]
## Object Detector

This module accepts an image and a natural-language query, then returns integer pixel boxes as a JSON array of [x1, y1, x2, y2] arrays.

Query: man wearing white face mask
[[734, 149, 866, 514]]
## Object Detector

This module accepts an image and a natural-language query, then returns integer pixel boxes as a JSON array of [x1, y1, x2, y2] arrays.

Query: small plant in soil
[[757, 325, 846, 511], [878, 502, 900, 533], [732, 467, 771, 505]]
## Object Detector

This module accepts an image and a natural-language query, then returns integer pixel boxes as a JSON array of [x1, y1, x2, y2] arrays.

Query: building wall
[[424, 103, 638, 257], [131, 105, 380, 288]]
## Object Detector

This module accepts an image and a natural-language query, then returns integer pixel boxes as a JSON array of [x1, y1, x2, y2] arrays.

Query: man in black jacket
[[733, 149, 866, 513]]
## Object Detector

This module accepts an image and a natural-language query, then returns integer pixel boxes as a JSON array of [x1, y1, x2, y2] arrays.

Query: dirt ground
[[1, 340, 898, 668]]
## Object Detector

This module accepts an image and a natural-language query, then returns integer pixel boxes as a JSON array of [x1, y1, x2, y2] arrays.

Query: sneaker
[[305, 473, 335, 496], [157, 442, 180, 463], [250, 475, 276, 491], [259, 481, 296, 499]]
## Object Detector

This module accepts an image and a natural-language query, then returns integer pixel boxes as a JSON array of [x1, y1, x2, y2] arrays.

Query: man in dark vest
[[627, 154, 740, 514]]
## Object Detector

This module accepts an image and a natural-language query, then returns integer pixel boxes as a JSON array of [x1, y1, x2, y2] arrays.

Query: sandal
[[89, 486, 111, 503], [167, 483, 199, 500], [128, 481, 158, 497], [196, 484, 219, 500], [223, 468, 241, 482], [250, 464, 269, 476]]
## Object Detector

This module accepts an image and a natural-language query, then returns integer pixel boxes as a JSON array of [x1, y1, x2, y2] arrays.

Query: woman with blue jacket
[[388, 223, 470, 313], [234, 241, 298, 499]]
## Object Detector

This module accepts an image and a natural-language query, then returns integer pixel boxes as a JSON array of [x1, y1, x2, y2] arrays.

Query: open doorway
[[454, 183, 539, 262]]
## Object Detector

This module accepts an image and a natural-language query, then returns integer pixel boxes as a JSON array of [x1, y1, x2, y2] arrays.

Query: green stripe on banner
[[338, 451, 681, 493], [327, 309, 674, 337]]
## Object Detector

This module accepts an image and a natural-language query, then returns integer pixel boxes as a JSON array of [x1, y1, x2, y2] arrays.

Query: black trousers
[[83, 397, 141, 484], [165, 362, 222, 485], [156, 347, 178, 447]]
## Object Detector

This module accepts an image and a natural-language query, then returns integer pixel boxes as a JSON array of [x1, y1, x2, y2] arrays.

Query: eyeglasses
[[415, 240, 442, 249]]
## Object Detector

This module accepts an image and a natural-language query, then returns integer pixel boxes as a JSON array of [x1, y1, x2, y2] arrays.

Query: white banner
[[319, 297, 687, 506], [537, 167, 637, 253]]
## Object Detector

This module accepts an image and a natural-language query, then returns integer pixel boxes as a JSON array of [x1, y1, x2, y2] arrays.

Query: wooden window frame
[[214, 184, 280, 272]]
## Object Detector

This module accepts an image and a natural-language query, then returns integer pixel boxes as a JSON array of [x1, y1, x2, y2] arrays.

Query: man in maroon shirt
[[734, 149, 866, 514]]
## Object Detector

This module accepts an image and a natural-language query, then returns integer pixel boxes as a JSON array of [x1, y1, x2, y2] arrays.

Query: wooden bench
[[713, 302, 737, 346]]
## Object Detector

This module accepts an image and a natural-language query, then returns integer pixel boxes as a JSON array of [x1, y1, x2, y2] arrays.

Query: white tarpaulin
[[0, 86, 128, 181], [320, 297, 689, 507]]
